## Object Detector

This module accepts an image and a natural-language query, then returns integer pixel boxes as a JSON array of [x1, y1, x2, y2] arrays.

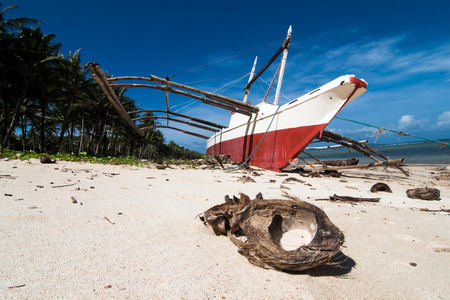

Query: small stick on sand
[[52, 182, 77, 188], [104, 217, 115, 225], [8, 284, 26, 289]]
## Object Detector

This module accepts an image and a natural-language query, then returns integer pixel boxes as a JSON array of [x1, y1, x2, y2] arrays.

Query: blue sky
[[6, 0, 450, 152]]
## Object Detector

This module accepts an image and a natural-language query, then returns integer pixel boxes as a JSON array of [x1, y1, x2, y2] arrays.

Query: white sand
[[1, 158, 449, 299], [280, 229, 313, 251]]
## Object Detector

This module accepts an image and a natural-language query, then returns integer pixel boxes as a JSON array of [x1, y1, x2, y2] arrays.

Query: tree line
[[0, 3, 201, 160]]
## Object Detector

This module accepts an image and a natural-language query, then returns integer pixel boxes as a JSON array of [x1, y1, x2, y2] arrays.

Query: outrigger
[[88, 26, 369, 172]]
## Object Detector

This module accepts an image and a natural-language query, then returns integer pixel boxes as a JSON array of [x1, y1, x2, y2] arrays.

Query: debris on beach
[[297, 131, 411, 177], [104, 216, 115, 225], [40, 156, 56, 164], [370, 183, 393, 193], [201, 194, 251, 235], [237, 176, 256, 183], [155, 162, 167, 170], [200, 193, 344, 272], [411, 207, 450, 213], [406, 188, 440, 200], [323, 194, 381, 203], [282, 177, 305, 184], [432, 246, 450, 253], [322, 157, 359, 166]]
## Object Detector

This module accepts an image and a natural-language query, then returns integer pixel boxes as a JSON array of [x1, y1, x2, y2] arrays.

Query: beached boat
[[88, 26, 367, 172], [206, 74, 367, 171], [206, 27, 367, 171]]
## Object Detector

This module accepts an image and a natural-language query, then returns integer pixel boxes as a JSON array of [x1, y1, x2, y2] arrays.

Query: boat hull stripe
[[207, 123, 327, 171]]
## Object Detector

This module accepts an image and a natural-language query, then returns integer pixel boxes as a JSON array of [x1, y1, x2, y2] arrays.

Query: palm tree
[[50, 50, 95, 152], [0, 3, 41, 144], [0, 3, 41, 34], [1, 26, 61, 148]]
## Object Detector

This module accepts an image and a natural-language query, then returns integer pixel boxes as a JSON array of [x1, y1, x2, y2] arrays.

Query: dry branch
[[328, 194, 380, 202]]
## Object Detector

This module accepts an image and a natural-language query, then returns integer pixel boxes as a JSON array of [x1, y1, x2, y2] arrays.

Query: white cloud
[[398, 115, 429, 130], [301, 34, 450, 85], [436, 111, 450, 128], [398, 115, 415, 128]]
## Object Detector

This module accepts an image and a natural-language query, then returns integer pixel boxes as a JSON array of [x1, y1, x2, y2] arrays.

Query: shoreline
[[1, 159, 449, 298]]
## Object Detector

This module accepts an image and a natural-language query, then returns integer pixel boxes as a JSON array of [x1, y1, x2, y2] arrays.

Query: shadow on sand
[[282, 251, 356, 276]]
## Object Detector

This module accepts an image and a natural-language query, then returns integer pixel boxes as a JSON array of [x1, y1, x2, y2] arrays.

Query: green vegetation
[[0, 146, 208, 168], [0, 3, 202, 161]]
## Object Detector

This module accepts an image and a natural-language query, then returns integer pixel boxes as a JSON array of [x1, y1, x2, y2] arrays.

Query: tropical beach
[[1, 158, 449, 299], [2, 1, 450, 299]]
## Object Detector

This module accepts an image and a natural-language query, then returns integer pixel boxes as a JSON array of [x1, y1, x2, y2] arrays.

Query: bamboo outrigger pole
[[304, 130, 410, 176], [108, 75, 258, 115], [88, 62, 260, 139], [88, 63, 143, 135]]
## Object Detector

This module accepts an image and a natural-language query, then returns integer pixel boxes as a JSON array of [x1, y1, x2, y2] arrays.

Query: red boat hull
[[207, 123, 327, 171]]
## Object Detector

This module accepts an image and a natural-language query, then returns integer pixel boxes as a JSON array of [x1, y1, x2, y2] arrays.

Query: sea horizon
[[303, 139, 450, 165]]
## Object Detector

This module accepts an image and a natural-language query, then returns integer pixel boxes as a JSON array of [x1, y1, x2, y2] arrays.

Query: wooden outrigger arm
[[301, 130, 410, 176], [88, 62, 259, 139], [88, 63, 144, 135], [141, 125, 210, 140]]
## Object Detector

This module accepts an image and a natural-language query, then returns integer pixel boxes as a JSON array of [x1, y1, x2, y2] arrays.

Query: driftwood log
[[329, 194, 380, 202], [322, 157, 359, 166], [201, 193, 344, 272], [406, 188, 440, 200]]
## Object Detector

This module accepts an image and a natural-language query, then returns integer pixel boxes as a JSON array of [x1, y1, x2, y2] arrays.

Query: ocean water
[[304, 139, 450, 165]]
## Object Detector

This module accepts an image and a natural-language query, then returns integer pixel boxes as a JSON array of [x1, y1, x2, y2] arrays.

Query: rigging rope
[[338, 113, 362, 141], [170, 40, 283, 79], [335, 116, 450, 147], [227, 105, 281, 170], [291, 41, 320, 85], [258, 77, 291, 101], [213, 73, 250, 94], [183, 72, 249, 85]]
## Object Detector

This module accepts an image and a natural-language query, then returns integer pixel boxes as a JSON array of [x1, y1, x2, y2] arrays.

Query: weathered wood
[[306, 140, 368, 150], [135, 116, 220, 132], [320, 132, 381, 162], [322, 157, 359, 166], [140, 125, 209, 139], [149, 74, 259, 113], [110, 75, 258, 113], [319, 130, 409, 177], [329, 194, 380, 202], [111, 83, 252, 115], [297, 154, 319, 173], [165, 86, 170, 126], [325, 158, 405, 171], [88, 63, 143, 135], [131, 109, 226, 129], [301, 151, 327, 168], [406, 188, 440, 200]]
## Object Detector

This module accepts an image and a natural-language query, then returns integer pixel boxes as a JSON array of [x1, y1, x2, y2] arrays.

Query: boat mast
[[274, 26, 292, 105], [243, 56, 258, 103]]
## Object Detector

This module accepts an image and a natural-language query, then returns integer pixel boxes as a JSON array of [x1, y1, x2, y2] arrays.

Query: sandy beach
[[1, 158, 449, 299]]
